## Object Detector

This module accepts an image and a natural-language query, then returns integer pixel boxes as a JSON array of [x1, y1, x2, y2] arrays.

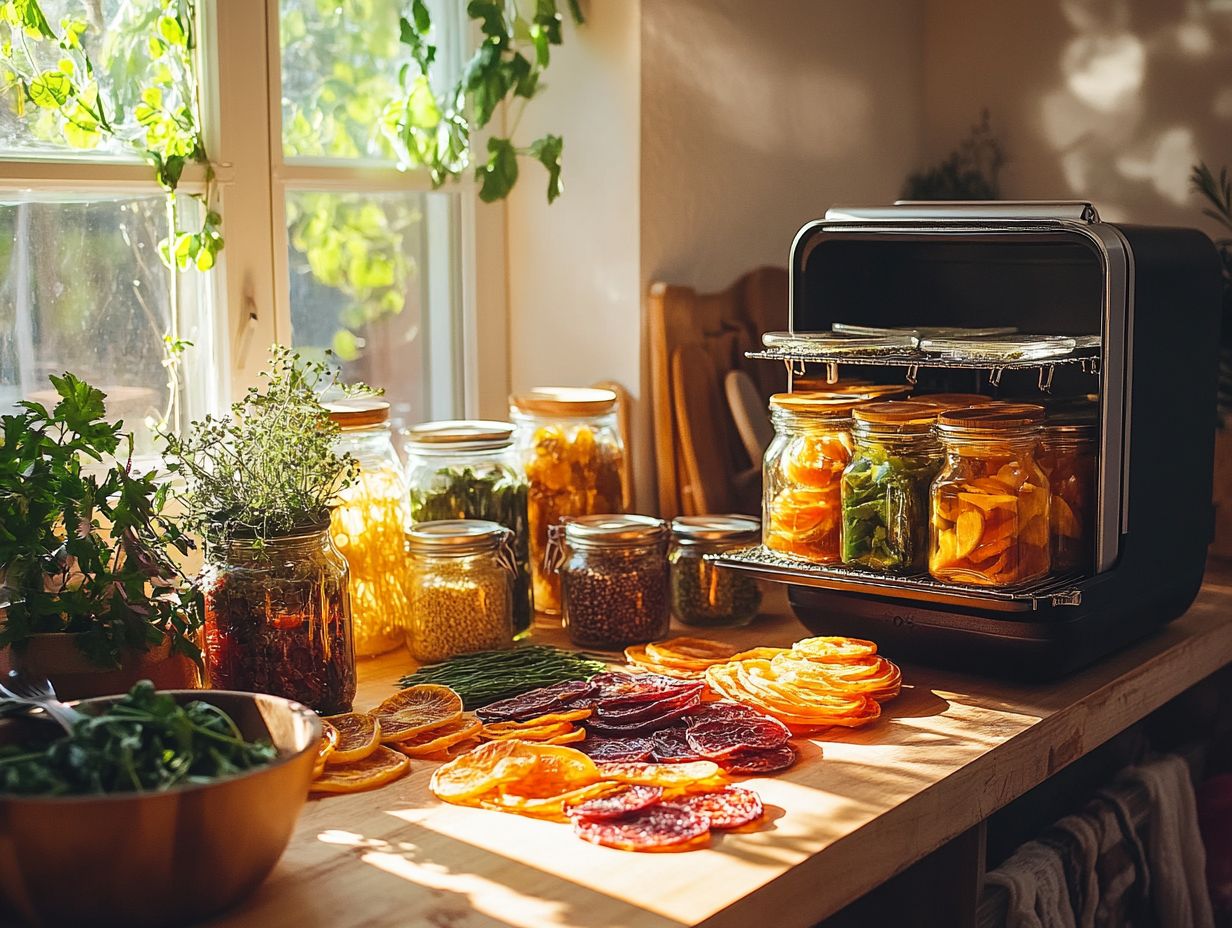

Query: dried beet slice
[[668, 787, 764, 830], [593, 685, 705, 725], [586, 693, 703, 736], [592, 672, 702, 706], [650, 728, 706, 764], [564, 785, 664, 821], [577, 736, 656, 762], [476, 680, 597, 722], [573, 803, 710, 851], [685, 701, 767, 723], [684, 717, 791, 760], [720, 743, 798, 775]]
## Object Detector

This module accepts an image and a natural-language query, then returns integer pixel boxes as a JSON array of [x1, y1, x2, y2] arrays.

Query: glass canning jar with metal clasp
[[929, 404, 1051, 588], [840, 402, 944, 573], [762, 393, 858, 564], [1038, 419, 1097, 575], [405, 520, 516, 664], [326, 399, 412, 657], [669, 515, 763, 628], [549, 515, 669, 650]]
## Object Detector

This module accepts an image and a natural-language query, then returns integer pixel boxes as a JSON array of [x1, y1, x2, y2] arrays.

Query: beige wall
[[922, 0, 1232, 237]]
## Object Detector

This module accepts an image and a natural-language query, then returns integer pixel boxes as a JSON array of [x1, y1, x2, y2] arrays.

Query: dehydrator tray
[[746, 344, 1101, 372]]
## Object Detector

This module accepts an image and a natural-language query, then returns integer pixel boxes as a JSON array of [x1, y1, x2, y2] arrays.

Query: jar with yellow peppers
[[511, 388, 626, 615], [762, 393, 858, 564], [326, 400, 412, 656], [929, 404, 1051, 587], [1038, 419, 1097, 574]]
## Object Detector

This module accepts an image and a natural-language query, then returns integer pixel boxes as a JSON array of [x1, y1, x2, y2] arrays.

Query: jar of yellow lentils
[[327, 399, 412, 656], [511, 388, 626, 615]]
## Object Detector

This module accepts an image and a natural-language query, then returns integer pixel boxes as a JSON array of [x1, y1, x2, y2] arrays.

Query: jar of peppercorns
[[669, 515, 763, 628], [551, 515, 669, 650], [405, 520, 516, 664]]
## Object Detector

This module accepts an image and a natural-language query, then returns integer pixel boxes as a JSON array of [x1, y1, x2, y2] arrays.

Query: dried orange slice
[[373, 684, 463, 742], [392, 712, 483, 757], [484, 782, 624, 821], [481, 721, 574, 741], [595, 760, 724, 787], [314, 720, 340, 776], [311, 746, 410, 794], [517, 708, 592, 726], [791, 636, 878, 663], [647, 637, 741, 664], [429, 740, 544, 802], [323, 712, 381, 765], [543, 728, 587, 745]]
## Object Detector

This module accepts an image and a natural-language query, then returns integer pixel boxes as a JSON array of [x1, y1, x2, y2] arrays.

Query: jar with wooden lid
[[405, 520, 515, 663], [326, 399, 411, 657], [929, 404, 1051, 587], [762, 393, 858, 564], [404, 420, 533, 636], [1038, 420, 1097, 574], [915, 393, 1000, 410], [669, 515, 763, 627], [840, 402, 943, 572], [511, 388, 626, 615], [551, 515, 669, 649]]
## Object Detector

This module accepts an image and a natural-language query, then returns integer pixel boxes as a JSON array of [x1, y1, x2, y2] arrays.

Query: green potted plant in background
[[0, 375, 201, 699], [161, 347, 369, 714]]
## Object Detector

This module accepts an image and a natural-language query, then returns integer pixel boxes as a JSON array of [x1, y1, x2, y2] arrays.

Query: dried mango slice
[[373, 684, 463, 742], [323, 712, 381, 765], [954, 509, 985, 560], [312, 746, 410, 794], [543, 728, 587, 745]]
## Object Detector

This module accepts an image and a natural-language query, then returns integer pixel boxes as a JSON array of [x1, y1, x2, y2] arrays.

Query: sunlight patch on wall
[[1062, 33, 1144, 112], [1115, 126, 1200, 205]]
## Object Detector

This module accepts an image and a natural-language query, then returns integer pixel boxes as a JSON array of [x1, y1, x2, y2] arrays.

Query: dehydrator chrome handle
[[824, 201, 1100, 223]]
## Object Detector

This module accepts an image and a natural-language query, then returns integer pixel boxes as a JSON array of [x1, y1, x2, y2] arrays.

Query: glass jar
[[762, 393, 857, 563], [405, 520, 515, 664], [929, 404, 1051, 587], [327, 399, 412, 658], [404, 420, 533, 636], [1038, 421, 1097, 574], [201, 525, 356, 714], [553, 515, 669, 649], [511, 388, 626, 615], [840, 402, 943, 573], [669, 515, 763, 627]]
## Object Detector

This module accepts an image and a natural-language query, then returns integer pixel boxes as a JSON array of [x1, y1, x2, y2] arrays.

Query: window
[[0, 0, 470, 453]]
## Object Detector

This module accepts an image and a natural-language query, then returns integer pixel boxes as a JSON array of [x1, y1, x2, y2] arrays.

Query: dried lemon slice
[[393, 713, 483, 757], [323, 712, 382, 765], [373, 684, 463, 742], [314, 720, 340, 777], [311, 746, 410, 794]]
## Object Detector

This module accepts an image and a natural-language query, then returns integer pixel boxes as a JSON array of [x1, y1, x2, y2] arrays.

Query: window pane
[[286, 190, 458, 427], [0, 193, 215, 457], [0, 1, 189, 160]]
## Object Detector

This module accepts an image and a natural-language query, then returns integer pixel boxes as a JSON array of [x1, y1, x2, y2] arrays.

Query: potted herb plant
[[162, 347, 367, 714], [0, 375, 201, 699]]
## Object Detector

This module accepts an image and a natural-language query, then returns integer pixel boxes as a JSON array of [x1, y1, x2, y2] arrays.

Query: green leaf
[[467, 0, 506, 40], [28, 70, 70, 108], [157, 15, 185, 46], [62, 116, 99, 148], [194, 244, 215, 271], [566, 0, 585, 25], [405, 74, 441, 128], [331, 328, 360, 361], [529, 134, 563, 202], [477, 136, 518, 202], [412, 0, 431, 33]]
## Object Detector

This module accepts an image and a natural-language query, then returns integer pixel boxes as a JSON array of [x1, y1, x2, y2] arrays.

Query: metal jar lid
[[407, 519, 512, 557], [324, 399, 390, 430], [563, 514, 668, 548], [511, 387, 616, 417], [405, 420, 515, 451], [671, 515, 760, 546]]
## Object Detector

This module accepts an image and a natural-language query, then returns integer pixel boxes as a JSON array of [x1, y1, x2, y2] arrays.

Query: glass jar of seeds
[[406, 520, 516, 664], [669, 515, 763, 628], [553, 515, 670, 650]]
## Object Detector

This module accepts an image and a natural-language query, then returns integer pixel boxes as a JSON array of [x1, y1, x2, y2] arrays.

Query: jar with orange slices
[[762, 393, 858, 563], [1038, 421, 1096, 574], [929, 404, 1051, 587]]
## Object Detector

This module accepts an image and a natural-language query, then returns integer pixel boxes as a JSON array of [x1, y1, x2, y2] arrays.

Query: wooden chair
[[647, 267, 788, 519]]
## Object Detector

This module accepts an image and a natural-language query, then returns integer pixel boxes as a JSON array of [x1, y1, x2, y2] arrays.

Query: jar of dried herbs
[[669, 515, 763, 627], [201, 523, 356, 715], [404, 421, 532, 636], [406, 520, 516, 664], [552, 515, 669, 650]]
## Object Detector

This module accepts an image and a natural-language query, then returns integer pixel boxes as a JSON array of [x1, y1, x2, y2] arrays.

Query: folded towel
[[986, 840, 1079, 928]]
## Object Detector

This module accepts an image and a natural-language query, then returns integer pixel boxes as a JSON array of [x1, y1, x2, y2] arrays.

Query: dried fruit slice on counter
[[373, 684, 464, 742], [573, 803, 710, 852], [578, 736, 656, 763], [481, 721, 576, 741], [668, 786, 764, 830], [791, 636, 878, 663], [314, 719, 340, 776], [650, 728, 706, 763], [392, 712, 483, 757], [476, 679, 597, 722], [720, 743, 799, 775], [430, 739, 543, 802], [596, 760, 725, 788], [684, 716, 790, 760], [485, 782, 625, 821], [311, 746, 411, 794], [543, 728, 587, 745], [564, 785, 665, 821], [323, 712, 382, 764]]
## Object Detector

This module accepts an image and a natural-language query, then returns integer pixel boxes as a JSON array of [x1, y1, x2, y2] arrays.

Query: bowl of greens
[[0, 681, 321, 928]]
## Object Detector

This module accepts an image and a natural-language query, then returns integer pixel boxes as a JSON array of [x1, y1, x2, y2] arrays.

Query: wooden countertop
[[207, 565, 1232, 928]]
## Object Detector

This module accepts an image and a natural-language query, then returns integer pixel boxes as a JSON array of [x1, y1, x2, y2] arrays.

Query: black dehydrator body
[[727, 204, 1223, 679]]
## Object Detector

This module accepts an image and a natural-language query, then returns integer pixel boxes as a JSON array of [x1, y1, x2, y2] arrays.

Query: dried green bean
[[397, 645, 608, 709]]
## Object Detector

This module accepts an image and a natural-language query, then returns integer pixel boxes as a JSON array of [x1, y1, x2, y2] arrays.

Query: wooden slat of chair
[[591, 379, 633, 512]]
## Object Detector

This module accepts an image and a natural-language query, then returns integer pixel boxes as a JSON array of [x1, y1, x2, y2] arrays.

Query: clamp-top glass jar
[[404, 420, 533, 636], [1038, 419, 1097, 574], [841, 402, 944, 572], [552, 515, 669, 649], [762, 393, 858, 564], [327, 399, 412, 657], [511, 388, 626, 615], [929, 404, 1051, 587], [669, 515, 762, 627], [405, 520, 515, 664]]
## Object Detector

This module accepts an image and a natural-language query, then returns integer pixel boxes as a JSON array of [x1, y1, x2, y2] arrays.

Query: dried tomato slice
[[720, 743, 798, 775], [577, 736, 656, 762], [476, 680, 597, 722], [684, 717, 790, 759], [668, 787, 764, 830], [587, 693, 703, 736], [650, 728, 706, 764], [564, 785, 664, 821], [572, 803, 710, 851]]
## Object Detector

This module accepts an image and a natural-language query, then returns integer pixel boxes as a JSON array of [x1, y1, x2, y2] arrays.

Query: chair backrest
[[647, 266, 788, 518]]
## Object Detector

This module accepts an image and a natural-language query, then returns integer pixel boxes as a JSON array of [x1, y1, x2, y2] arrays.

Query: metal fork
[[0, 672, 85, 734]]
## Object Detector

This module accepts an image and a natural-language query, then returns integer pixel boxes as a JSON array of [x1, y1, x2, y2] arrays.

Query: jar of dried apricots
[[1038, 421, 1097, 574], [929, 404, 1051, 587], [511, 388, 626, 614], [762, 393, 857, 563]]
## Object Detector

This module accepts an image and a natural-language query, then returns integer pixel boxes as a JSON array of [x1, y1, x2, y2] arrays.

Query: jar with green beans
[[669, 515, 763, 627], [840, 402, 943, 573], [405, 421, 533, 636]]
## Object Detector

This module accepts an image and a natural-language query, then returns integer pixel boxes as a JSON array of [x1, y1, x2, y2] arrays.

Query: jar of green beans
[[668, 515, 763, 628], [405, 421, 533, 637]]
